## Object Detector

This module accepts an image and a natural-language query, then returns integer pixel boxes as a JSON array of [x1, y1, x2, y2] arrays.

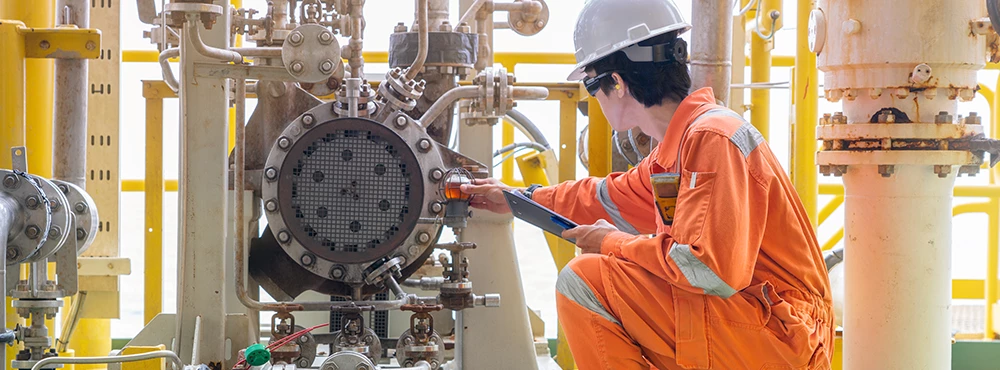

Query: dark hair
[[585, 32, 691, 107]]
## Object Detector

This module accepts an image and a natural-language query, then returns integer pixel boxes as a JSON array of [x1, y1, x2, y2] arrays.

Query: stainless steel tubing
[[53, 0, 90, 188], [690, 0, 733, 105], [406, 0, 430, 80], [159, 48, 181, 92], [420, 86, 480, 125], [185, 15, 243, 63], [30, 350, 185, 370]]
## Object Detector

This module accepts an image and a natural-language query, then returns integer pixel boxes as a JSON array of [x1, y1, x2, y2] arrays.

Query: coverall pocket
[[673, 170, 717, 243], [673, 288, 711, 369]]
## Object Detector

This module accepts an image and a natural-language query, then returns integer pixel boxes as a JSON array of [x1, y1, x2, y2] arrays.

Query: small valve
[[439, 168, 474, 229]]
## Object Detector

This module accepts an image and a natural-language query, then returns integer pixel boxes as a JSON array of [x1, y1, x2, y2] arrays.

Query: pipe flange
[[50, 180, 98, 255], [281, 24, 342, 83], [0, 170, 50, 266], [395, 330, 444, 370], [377, 82, 419, 112], [24, 176, 71, 263], [330, 327, 382, 364], [507, 0, 549, 36], [319, 351, 376, 370]]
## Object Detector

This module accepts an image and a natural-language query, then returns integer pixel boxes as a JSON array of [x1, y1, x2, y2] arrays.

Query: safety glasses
[[583, 71, 618, 97]]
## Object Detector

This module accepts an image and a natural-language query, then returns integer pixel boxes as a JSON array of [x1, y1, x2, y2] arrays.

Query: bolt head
[[331, 267, 345, 279], [289, 31, 304, 45], [356, 364, 370, 370], [430, 169, 444, 181], [320, 60, 334, 73], [297, 358, 311, 368], [408, 245, 420, 256], [395, 116, 408, 127], [25, 196, 39, 209], [418, 232, 431, 244], [278, 137, 291, 150], [431, 202, 443, 213], [6, 248, 18, 260], [277, 230, 291, 243], [40, 40, 50, 50], [291, 61, 305, 74], [418, 139, 432, 152], [50, 199, 61, 211], [76, 228, 87, 241], [48, 227, 61, 239], [300, 254, 315, 266], [265, 167, 278, 181], [318, 31, 334, 44], [85, 41, 95, 50], [265, 200, 278, 212], [3, 175, 18, 189], [302, 114, 315, 126], [25, 226, 40, 239]]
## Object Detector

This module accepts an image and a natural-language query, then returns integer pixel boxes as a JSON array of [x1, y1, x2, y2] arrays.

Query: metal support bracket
[[22, 27, 101, 59]]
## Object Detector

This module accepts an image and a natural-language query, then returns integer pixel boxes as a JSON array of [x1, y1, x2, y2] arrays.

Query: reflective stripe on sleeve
[[596, 178, 640, 235]]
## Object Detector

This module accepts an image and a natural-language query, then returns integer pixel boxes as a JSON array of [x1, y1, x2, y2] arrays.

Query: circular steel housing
[[262, 113, 445, 285]]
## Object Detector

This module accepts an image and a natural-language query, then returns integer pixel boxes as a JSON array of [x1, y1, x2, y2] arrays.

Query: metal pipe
[[384, 277, 406, 299], [406, 0, 430, 80], [348, 0, 365, 77], [191, 315, 202, 365], [458, 0, 488, 26], [420, 86, 480, 125], [0, 194, 17, 370], [689, 0, 733, 105], [52, 0, 89, 188], [159, 48, 180, 92], [493, 142, 546, 157], [231, 47, 282, 57], [30, 350, 185, 370], [511, 86, 548, 100], [185, 15, 243, 63], [55, 291, 85, 353], [749, 4, 772, 140], [424, 0, 450, 30], [395, 361, 431, 370]]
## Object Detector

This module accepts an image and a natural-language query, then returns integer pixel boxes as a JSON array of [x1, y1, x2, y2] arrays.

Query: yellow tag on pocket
[[651, 173, 680, 226]]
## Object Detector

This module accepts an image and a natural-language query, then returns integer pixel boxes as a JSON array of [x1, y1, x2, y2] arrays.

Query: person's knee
[[556, 255, 619, 324]]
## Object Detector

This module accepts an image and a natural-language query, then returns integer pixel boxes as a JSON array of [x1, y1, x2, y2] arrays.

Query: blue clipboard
[[503, 190, 578, 243]]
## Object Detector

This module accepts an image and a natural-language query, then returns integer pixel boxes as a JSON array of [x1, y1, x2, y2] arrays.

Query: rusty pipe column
[[689, 0, 733, 105], [52, 0, 90, 188]]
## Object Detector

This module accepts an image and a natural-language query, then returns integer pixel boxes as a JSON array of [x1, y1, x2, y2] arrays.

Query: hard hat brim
[[566, 22, 691, 81]]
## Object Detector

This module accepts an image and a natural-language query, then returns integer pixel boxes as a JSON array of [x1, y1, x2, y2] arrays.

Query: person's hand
[[562, 219, 619, 254], [460, 178, 514, 214]]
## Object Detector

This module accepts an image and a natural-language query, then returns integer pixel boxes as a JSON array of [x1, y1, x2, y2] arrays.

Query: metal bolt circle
[[48, 227, 61, 239], [278, 137, 292, 150], [395, 116, 408, 127], [302, 114, 315, 126], [430, 202, 443, 213], [265, 167, 278, 180], [430, 169, 444, 181], [417, 232, 431, 244], [300, 254, 315, 266], [277, 230, 291, 243], [418, 139, 432, 152], [25, 196, 39, 209], [289, 31, 304, 45], [25, 226, 40, 239], [331, 267, 345, 278], [265, 200, 278, 212], [76, 228, 87, 241], [320, 60, 334, 73], [318, 31, 333, 44], [2, 175, 17, 189], [6, 249, 18, 260], [74, 202, 87, 213], [291, 61, 305, 74], [57, 184, 69, 194]]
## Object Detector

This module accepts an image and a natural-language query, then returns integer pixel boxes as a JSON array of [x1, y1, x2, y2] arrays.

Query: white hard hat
[[567, 0, 691, 81]]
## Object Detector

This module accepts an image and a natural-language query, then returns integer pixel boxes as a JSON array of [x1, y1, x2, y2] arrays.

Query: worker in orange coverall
[[460, 0, 834, 368]]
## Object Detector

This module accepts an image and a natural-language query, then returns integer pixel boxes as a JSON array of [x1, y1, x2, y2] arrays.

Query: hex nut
[[430, 169, 444, 181], [278, 137, 291, 150], [300, 254, 315, 266], [6, 248, 18, 261], [302, 114, 315, 126], [265, 167, 278, 181], [318, 31, 334, 45], [265, 200, 278, 212], [277, 230, 291, 243], [417, 232, 431, 244], [430, 202, 443, 214], [320, 60, 334, 74], [25, 196, 39, 209], [418, 139, 432, 152], [25, 225, 40, 239], [330, 266, 345, 279], [74, 202, 88, 213], [395, 116, 408, 128], [289, 31, 304, 45], [291, 61, 305, 74], [2, 175, 18, 189], [48, 227, 61, 239], [76, 228, 87, 241]]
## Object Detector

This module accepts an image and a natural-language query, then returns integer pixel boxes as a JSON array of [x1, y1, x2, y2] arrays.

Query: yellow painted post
[[748, 0, 781, 140], [143, 83, 164, 325], [792, 0, 819, 225], [2, 1, 54, 177], [554, 99, 579, 369], [587, 97, 612, 177], [70, 319, 111, 370], [987, 196, 999, 339], [120, 345, 166, 370], [501, 121, 516, 185]]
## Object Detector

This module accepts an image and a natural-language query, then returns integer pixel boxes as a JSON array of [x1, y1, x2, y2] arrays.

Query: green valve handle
[[244, 343, 271, 367]]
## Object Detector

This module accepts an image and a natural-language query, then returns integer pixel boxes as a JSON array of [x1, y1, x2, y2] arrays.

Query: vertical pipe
[[554, 99, 577, 369], [843, 166, 953, 369], [501, 121, 515, 184], [988, 196, 999, 339], [143, 93, 164, 325], [792, 0, 817, 224], [0, 194, 17, 370], [1, 1, 55, 177], [689, 0, 733, 105], [749, 30, 771, 140], [175, 7, 229, 364], [406, 0, 430, 80], [0, 20, 28, 366], [52, 0, 89, 188]]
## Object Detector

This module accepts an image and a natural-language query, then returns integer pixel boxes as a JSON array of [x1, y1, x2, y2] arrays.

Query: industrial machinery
[[125, 0, 552, 369]]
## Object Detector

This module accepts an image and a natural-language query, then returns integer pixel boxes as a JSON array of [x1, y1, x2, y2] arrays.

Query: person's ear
[[611, 73, 626, 99]]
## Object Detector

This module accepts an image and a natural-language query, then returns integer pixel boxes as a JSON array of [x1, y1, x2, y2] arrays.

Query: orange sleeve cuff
[[601, 230, 633, 257], [531, 186, 557, 210]]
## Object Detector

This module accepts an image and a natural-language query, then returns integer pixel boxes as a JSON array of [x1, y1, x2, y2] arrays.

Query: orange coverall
[[532, 88, 834, 369]]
